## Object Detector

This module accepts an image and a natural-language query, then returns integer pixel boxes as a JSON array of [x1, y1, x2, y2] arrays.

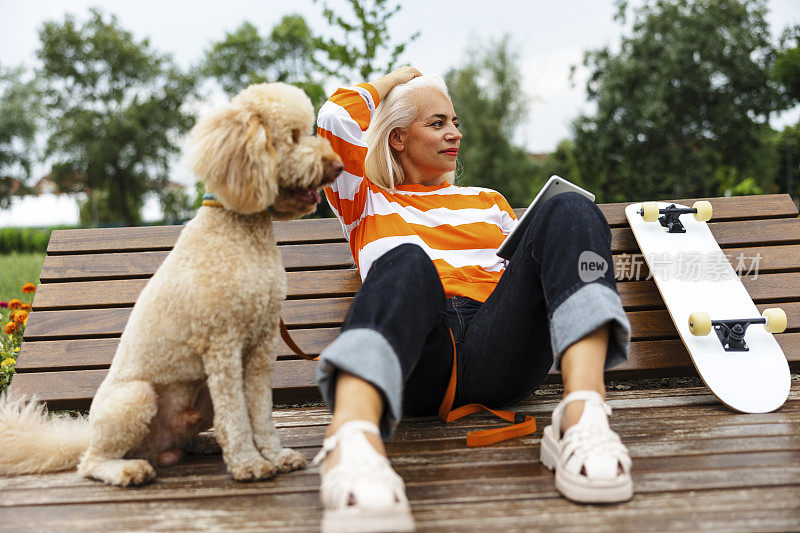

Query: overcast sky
[[2, 0, 798, 155]]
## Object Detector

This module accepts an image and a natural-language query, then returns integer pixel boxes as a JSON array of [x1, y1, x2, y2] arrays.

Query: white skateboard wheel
[[641, 202, 660, 222], [692, 201, 712, 222], [689, 312, 712, 336], [762, 308, 787, 334]]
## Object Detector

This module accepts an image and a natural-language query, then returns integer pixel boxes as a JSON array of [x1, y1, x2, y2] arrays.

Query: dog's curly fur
[[0, 83, 342, 486]]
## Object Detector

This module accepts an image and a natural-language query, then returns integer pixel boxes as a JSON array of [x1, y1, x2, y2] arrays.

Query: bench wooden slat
[[33, 270, 363, 310], [31, 247, 799, 310], [23, 296, 800, 342], [37, 219, 800, 283], [39, 244, 356, 282], [23, 277, 800, 340], [10, 333, 800, 410], [43, 195, 797, 254], [23, 298, 352, 339], [598, 193, 798, 226], [9, 359, 321, 409], [46, 218, 350, 255], [15, 328, 340, 372], [15, 314, 800, 374]]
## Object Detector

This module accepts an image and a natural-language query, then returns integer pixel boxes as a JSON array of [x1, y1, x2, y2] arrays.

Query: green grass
[[0, 253, 45, 302]]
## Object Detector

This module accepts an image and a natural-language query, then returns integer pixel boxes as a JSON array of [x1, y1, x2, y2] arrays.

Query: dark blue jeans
[[317, 192, 631, 439]]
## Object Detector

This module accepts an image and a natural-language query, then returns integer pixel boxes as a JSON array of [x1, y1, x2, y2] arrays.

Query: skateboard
[[625, 201, 790, 413]]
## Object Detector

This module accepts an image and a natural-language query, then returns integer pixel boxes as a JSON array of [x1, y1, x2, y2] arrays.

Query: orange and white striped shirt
[[316, 82, 518, 303]]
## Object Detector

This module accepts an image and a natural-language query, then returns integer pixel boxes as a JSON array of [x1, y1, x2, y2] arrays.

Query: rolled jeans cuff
[[550, 281, 631, 371], [316, 328, 402, 440]]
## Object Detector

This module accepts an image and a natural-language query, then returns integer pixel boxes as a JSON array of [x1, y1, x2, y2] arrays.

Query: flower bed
[[1, 282, 35, 392]]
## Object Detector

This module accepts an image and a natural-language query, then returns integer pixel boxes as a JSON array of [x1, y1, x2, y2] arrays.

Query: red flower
[[21, 283, 36, 294], [8, 299, 21, 310], [4, 321, 18, 335]]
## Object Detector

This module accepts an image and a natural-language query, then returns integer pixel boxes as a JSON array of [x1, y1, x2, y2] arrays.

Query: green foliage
[[0, 66, 43, 208], [202, 21, 272, 93], [158, 187, 195, 225], [0, 227, 65, 254], [38, 9, 198, 227], [772, 24, 800, 105], [201, 16, 326, 110], [446, 37, 538, 207], [528, 140, 587, 193], [769, 121, 800, 200], [573, 0, 784, 203], [313, 0, 420, 83]]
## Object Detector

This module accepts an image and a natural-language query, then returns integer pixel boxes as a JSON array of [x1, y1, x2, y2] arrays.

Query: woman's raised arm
[[315, 67, 421, 233]]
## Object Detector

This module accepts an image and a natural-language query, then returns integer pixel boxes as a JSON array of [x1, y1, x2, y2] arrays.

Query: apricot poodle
[[0, 82, 343, 486]]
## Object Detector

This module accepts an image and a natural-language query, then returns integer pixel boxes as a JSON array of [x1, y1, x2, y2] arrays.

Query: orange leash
[[438, 328, 536, 447], [280, 318, 319, 361], [285, 317, 535, 445]]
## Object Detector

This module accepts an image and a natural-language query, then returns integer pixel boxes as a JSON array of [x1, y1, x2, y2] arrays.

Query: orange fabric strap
[[280, 318, 319, 361], [438, 328, 536, 447]]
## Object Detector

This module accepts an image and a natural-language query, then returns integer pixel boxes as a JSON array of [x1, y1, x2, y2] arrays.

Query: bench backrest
[[11, 194, 800, 409]]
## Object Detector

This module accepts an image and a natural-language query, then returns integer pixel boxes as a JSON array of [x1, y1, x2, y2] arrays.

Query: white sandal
[[313, 420, 415, 533], [539, 391, 633, 503]]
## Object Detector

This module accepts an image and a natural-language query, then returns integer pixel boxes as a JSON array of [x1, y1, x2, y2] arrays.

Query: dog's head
[[185, 82, 343, 219]]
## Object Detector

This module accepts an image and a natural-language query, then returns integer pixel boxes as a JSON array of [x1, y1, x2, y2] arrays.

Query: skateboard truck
[[638, 201, 713, 233], [688, 309, 788, 352]]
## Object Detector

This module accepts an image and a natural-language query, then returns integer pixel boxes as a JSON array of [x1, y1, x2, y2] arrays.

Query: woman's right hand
[[388, 66, 422, 85], [370, 66, 422, 102]]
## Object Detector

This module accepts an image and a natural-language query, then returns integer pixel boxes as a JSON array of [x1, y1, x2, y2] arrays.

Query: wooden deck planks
[[0, 384, 798, 532]]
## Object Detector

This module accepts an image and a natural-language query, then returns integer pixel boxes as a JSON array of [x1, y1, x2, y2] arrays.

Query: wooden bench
[[4, 193, 800, 531], [10, 193, 800, 410]]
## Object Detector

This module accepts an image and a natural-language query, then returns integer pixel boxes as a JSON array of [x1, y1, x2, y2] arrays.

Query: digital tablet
[[496, 175, 596, 260]]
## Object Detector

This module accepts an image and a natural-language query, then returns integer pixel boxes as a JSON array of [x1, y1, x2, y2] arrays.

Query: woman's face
[[390, 88, 461, 185]]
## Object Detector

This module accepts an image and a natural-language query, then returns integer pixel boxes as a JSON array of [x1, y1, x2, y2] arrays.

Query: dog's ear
[[185, 103, 278, 214]]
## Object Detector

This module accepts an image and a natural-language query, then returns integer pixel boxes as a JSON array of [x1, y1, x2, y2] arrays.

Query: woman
[[313, 66, 633, 531]]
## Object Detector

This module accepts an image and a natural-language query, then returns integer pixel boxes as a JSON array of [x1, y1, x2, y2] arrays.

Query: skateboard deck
[[625, 201, 790, 413]]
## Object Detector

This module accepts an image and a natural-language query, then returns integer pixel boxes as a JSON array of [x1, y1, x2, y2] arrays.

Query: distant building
[[0, 174, 187, 228], [526, 152, 551, 164]]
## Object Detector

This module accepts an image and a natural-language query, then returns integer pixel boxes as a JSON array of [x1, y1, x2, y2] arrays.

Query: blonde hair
[[363, 75, 456, 191]]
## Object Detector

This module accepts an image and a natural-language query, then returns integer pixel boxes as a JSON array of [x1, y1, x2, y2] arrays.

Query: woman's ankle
[[322, 417, 388, 475], [560, 385, 606, 432]]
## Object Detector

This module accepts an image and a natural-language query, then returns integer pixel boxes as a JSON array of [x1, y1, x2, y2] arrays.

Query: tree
[[529, 140, 584, 192], [445, 37, 538, 207], [202, 16, 326, 109], [38, 9, 197, 226], [772, 24, 800, 106], [769, 26, 800, 204], [0, 66, 42, 208], [572, 0, 784, 203], [313, 0, 420, 84]]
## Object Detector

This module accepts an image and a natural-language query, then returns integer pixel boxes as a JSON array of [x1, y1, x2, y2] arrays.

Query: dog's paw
[[117, 460, 157, 486], [86, 459, 156, 487], [227, 456, 278, 481], [271, 447, 306, 473]]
